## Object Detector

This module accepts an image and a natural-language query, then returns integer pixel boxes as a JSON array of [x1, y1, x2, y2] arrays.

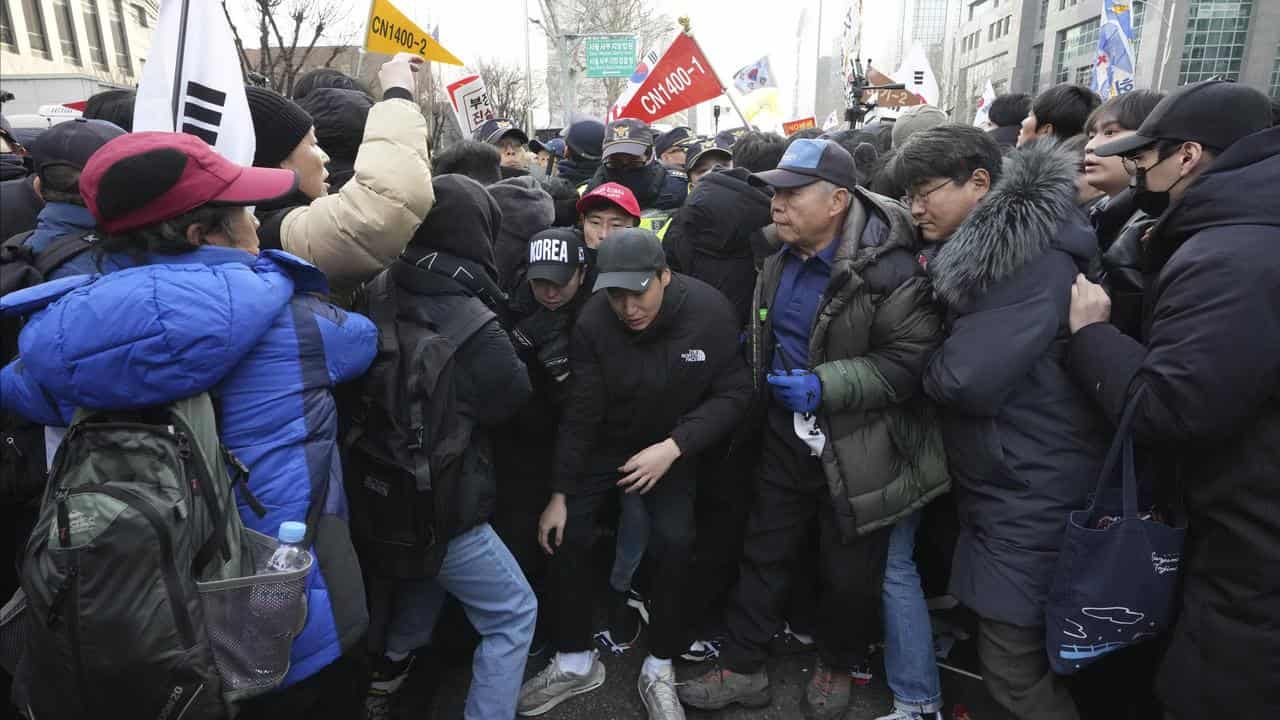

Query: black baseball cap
[[684, 139, 732, 173], [1095, 80, 1273, 158], [592, 227, 666, 293], [749, 139, 857, 190], [527, 228, 587, 285], [29, 118, 126, 174], [603, 118, 653, 159], [655, 126, 694, 157], [474, 118, 529, 146]]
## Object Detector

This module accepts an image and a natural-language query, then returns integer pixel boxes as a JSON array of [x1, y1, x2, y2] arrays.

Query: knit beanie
[[245, 86, 314, 168]]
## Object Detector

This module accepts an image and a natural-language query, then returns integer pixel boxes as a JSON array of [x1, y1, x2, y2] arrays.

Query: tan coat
[[279, 98, 434, 294]]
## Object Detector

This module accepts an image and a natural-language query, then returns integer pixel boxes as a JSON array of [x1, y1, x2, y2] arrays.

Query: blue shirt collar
[[784, 235, 841, 267]]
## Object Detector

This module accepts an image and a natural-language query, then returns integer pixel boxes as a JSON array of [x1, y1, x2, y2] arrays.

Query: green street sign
[[585, 35, 637, 79]]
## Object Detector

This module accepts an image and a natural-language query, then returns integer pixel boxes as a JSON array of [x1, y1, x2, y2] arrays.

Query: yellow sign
[[364, 0, 463, 65]]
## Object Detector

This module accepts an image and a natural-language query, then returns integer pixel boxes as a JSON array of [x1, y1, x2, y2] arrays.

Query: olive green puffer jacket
[[749, 188, 949, 539]]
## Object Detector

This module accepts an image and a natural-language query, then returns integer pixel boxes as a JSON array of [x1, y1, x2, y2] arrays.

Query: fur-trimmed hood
[[931, 140, 1095, 308]]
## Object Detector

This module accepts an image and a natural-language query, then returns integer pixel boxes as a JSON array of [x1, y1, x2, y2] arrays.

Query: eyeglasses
[[901, 179, 954, 207]]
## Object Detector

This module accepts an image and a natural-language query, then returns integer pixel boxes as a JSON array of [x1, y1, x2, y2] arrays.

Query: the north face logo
[[681, 349, 706, 362]]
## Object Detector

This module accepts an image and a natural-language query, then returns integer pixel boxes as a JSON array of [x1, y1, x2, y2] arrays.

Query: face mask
[[1130, 155, 1188, 217], [606, 164, 657, 203]]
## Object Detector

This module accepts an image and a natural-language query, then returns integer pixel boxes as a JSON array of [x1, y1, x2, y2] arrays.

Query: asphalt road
[[407, 609, 1014, 720]]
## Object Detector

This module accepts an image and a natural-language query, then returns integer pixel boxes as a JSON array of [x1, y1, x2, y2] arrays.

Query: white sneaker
[[516, 652, 606, 716], [638, 663, 686, 720]]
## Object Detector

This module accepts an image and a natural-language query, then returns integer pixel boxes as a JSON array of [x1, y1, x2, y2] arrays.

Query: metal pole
[[522, 0, 535, 130], [678, 17, 753, 131], [170, 0, 192, 130], [814, 0, 823, 118]]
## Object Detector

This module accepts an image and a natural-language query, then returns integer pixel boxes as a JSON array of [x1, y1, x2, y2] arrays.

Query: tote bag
[[1045, 388, 1186, 675]]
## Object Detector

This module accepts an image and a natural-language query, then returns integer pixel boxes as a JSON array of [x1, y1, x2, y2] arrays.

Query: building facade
[[941, 0, 1280, 122], [1, 0, 156, 115]]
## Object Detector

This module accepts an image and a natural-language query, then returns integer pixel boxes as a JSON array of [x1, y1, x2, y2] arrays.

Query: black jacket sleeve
[[925, 250, 1076, 416], [453, 318, 533, 427], [669, 305, 754, 457], [1069, 227, 1280, 439], [552, 317, 606, 494]]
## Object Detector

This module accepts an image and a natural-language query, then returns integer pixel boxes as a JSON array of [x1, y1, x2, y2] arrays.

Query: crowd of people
[[0, 49, 1277, 720]]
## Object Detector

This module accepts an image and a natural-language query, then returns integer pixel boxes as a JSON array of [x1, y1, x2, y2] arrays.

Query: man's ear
[[185, 222, 207, 246], [1037, 122, 1055, 139], [659, 268, 672, 287], [831, 187, 852, 217], [971, 168, 992, 192], [32, 175, 43, 200]]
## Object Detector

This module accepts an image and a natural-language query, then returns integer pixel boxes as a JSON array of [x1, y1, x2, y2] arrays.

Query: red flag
[[616, 34, 722, 123]]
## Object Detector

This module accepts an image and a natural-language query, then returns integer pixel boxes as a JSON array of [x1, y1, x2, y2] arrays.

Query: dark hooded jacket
[[1068, 126, 1280, 717], [924, 141, 1109, 627], [296, 88, 374, 192], [488, 176, 556, 292], [664, 168, 772, 326], [553, 272, 752, 494], [750, 188, 948, 539], [391, 174, 533, 546], [585, 160, 688, 212]]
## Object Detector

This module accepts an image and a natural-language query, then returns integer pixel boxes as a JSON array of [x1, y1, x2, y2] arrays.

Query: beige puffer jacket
[[278, 98, 434, 294]]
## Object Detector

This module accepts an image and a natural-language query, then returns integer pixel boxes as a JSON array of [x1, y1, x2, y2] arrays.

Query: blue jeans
[[609, 492, 650, 593], [882, 511, 943, 714], [385, 523, 537, 720]]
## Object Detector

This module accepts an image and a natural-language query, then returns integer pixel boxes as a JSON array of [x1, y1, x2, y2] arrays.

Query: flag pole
[[170, 0, 193, 131], [679, 17, 753, 131]]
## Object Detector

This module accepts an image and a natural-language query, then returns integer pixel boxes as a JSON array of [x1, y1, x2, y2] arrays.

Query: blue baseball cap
[[749, 139, 858, 191]]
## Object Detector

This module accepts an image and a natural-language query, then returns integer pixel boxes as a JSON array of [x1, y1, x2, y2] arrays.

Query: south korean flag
[[133, 0, 255, 166]]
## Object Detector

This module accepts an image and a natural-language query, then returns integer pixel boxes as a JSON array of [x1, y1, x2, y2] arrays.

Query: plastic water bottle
[[266, 521, 311, 573]]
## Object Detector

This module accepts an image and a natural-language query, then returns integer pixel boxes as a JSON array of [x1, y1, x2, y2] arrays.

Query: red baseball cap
[[576, 181, 641, 220], [80, 131, 299, 234]]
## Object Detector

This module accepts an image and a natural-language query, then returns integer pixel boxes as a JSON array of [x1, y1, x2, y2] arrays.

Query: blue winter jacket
[[21, 202, 131, 280], [0, 246, 378, 686]]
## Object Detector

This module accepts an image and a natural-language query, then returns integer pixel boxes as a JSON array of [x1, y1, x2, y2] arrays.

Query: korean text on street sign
[[585, 36, 638, 78], [446, 75, 496, 136], [364, 0, 463, 65]]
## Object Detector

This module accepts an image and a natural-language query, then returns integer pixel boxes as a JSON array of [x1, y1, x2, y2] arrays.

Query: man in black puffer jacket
[[1068, 81, 1280, 720], [363, 174, 537, 720], [520, 229, 751, 719], [664, 166, 773, 327]]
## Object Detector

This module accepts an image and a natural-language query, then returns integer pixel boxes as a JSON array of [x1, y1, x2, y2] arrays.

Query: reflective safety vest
[[639, 210, 673, 240]]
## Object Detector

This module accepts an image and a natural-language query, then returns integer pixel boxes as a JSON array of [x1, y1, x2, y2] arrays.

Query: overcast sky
[[232, 0, 905, 130]]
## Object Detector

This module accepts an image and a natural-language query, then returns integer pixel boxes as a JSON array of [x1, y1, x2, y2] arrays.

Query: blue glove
[[766, 369, 822, 414]]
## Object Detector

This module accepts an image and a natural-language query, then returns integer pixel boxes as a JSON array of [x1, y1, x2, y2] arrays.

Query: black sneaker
[[626, 588, 650, 624], [594, 590, 642, 654], [680, 638, 721, 662], [363, 654, 415, 720]]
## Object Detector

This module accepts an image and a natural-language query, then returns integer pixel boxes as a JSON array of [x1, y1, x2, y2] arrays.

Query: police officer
[[586, 119, 689, 230], [517, 228, 752, 720]]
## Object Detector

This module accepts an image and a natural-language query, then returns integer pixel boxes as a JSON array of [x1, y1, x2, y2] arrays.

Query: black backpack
[[14, 395, 269, 719], [341, 267, 493, 580], [0, 230, 99, 504]]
